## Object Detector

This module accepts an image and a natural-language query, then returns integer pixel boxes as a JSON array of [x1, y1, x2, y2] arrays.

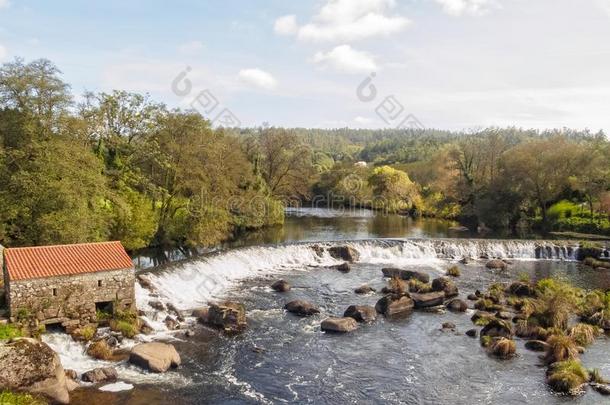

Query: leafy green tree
[[368, 166, 421, 213]]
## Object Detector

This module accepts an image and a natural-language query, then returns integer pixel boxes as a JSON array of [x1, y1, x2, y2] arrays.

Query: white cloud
[[313, 45, 377, 74], [274, 0, 410, 42], [274, 15, 298, 35], [0, 44, 7, 61], [0, 0, 10, 9], [596, 0, 610, 16], [237, 68, 278, 90], [354, 116, 374, 124], [434, 0, 495, 16], [178, 40, 204, 54]]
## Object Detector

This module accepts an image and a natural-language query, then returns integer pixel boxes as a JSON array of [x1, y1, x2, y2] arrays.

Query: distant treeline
[[0, 58, 608, 252]]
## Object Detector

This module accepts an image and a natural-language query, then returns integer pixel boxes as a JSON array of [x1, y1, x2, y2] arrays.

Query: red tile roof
[[3, 241, 133, 281]]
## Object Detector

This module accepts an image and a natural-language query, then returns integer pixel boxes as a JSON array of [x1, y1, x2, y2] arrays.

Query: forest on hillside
[[1, 58, 609, 251]]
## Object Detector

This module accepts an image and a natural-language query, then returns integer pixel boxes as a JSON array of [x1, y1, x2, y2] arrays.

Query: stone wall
[[7, 268, 136, 327]]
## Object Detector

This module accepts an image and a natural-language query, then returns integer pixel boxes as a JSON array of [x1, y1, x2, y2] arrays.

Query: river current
[[43, 208, 610, 404]]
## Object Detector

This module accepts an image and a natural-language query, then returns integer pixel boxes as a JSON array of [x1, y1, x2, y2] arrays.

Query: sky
[[1, 0, 610, 132]]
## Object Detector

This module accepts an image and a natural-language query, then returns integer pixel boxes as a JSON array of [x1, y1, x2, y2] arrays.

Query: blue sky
[[1, 0, 610, 132]]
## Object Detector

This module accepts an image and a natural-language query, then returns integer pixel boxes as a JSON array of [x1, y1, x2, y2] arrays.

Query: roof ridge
[[6, 241, 123, 251]]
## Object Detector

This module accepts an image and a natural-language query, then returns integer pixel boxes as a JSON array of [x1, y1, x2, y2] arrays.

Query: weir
[[135, 238, 594, 311]]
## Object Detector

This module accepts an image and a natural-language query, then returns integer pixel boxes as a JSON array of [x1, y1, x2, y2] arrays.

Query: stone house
[[2, 241, 135, 329]]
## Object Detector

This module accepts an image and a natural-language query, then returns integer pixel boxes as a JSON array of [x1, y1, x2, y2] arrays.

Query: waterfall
[[136, 238, 580, 312]]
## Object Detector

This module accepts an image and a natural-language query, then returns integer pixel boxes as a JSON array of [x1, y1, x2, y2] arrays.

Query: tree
[[368, 166, 421, 213], [0, 58, 72, 136], [501, 136, 579, 227], [253, 128, 315, 201]]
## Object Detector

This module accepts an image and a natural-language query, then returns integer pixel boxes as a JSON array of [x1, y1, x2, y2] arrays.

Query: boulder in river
[[485, 259, 507, 270], [129, 342, 181, 373], [344, 305, 377, 323], [207, 301, 247, 333], [81, 367, 117, 384], [0, 338, 72, 404], [192, 307, 209, 323], [148, 300, 165, 311], [410, 291, 446, 308], [328, 246, 360, 262], [375, 295, 414, 318], [508, 282, 534, 297], [524, 340, 549, 352], [321, 317, 359, 333], [271, 280, 291, 292], [466, 329, 478, 338], [446, 298, 468, 312], [381, 268, 430, 283], [285, 300, 320, 317], [354, 285, 376, 294], [335, 262, 351, 273], [431, 277, 458, 298], [480, 319, 514, 339], [591, 383, 610, 396]]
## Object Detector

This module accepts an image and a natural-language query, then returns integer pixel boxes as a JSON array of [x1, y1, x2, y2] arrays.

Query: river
[[44, 208, 610, 404]]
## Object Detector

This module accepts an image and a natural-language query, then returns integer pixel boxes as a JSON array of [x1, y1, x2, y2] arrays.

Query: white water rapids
[[136, 238, 579, 312]]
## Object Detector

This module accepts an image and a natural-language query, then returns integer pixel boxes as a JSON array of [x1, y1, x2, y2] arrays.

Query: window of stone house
[[98, 280, 103, 287], [52, 288, 57, 296]]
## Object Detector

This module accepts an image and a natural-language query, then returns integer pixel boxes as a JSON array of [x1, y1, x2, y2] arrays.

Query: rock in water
[[81, 367, 118, 383], [410, 291, 446, 308], [0, 338, 71, 404], [485, 259, 507, 270], [480, 319, 514, 339], [446, 298, 468, 312], [431, 277, 459, 298], [381, 268, 430, 283], [207, 301, 247, 333], [129, 342, 181, 373], [192, 307, 209, 323], [343, 305, 377, 323], [466, 329, 478, 337], [271, 280, 291, 292], [328, 246, 360, 262], [335, 262, 351, 273], [375, 295, 414, 318], [321, 317, 359, 333], [591, 383, 610, 396], [524, 340, 549, 352], [354, 285, 376, 294], [285, 300, 320, 317], [508, 282, 534, 297]]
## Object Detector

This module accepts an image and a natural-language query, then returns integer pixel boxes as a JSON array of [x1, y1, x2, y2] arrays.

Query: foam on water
[[136, 238, 579, 312], [42, 333, 191, 387]]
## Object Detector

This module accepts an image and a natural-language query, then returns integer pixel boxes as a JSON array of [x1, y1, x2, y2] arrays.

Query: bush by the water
[[0, 324, 22, 341], [446, 265, 461, 277], [0, 391, 46, 404], [546, 360, 589, 395]]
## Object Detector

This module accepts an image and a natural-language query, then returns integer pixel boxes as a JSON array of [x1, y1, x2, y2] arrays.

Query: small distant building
[[354, 161, 368, 167], [2, 241, 135, 329]]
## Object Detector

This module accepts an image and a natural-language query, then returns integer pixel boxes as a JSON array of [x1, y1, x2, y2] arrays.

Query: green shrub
[[547, 360, 589, 395], [545, 334, 579, 364], [489, 338, 516, 358], [446, 265, 461, 277], [589, 368, 609, 384], [0, 391, 46, 404], [80, 325, 96, 342], [110, 320, 138, 338], [407, 278, 432, 293], [568, 323, 599, 346], [0, 324, 22, 341]]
